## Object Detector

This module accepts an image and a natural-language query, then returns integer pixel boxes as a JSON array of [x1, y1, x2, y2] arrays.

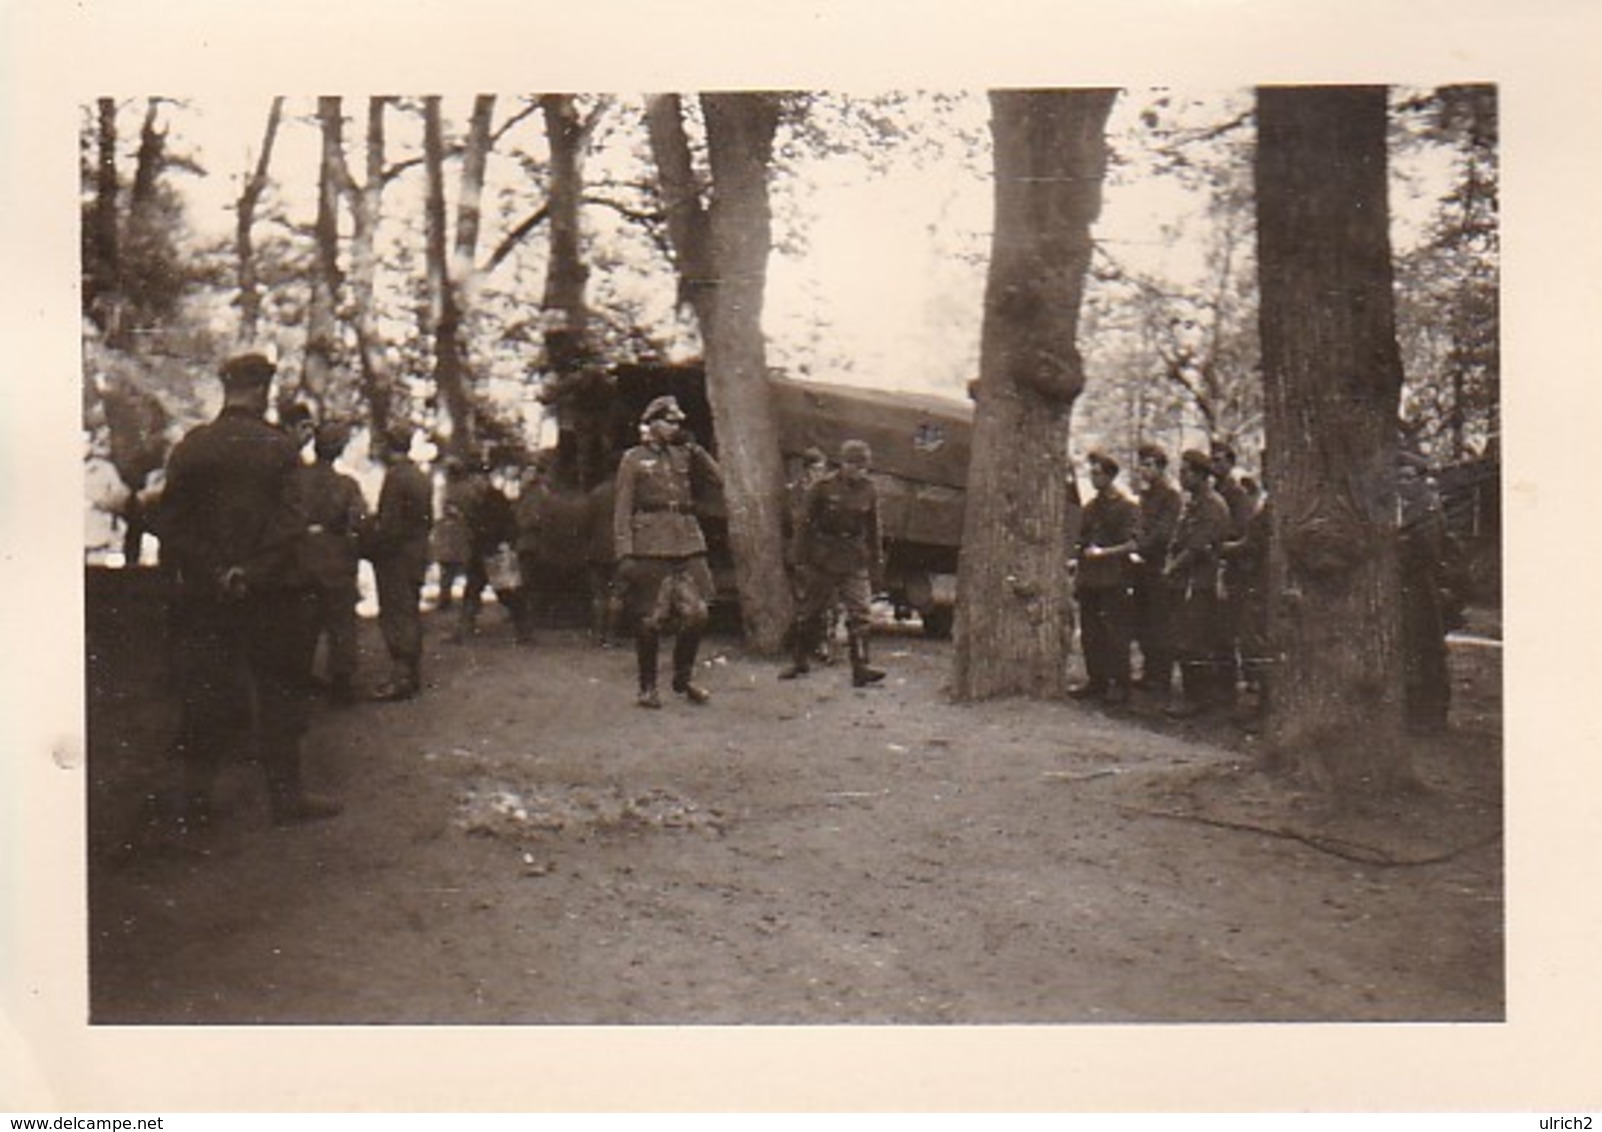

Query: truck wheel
[[921, 605, 954, 639]]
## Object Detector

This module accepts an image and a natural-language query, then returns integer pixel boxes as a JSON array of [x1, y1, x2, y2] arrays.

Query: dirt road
[[86, 589, 1504, 1025]]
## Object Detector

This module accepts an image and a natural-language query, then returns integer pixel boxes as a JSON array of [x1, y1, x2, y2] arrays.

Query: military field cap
[[383, 424, 415, 454], [219, 352, 277, 387], [1180, 448, 1213, 476], [314, 421, 351, 456], [641, 395, 687, 424], [1209, 438, 1237, 463], [1136, 442, 1169, 468], [839, 439, 872, 466], [1087, 449, 1120, 477]]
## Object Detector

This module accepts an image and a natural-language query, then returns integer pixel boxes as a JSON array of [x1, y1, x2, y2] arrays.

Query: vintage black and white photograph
[[78, 84, 1504, 1025], [7, 0, 1601, 1115]]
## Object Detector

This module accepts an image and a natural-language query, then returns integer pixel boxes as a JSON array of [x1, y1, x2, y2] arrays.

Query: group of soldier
[[148, 347, 1458, 838], [1068, 436, 1460, 732], [149, 352, 898, 836], [1068, 441, 1270, 721]]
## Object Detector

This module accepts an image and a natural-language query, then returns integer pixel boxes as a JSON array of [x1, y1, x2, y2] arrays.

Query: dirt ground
[[85, 576, 1504, 1025]]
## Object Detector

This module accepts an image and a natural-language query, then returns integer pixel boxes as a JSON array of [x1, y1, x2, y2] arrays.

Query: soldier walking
[[613, 396, 722, 708], [157, 351, 341, 829], [778, 439, 888, 689], [364, 425, 433, 702]]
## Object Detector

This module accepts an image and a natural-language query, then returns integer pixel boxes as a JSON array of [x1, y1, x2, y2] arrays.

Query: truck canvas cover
[[769, 376, 972, 550]]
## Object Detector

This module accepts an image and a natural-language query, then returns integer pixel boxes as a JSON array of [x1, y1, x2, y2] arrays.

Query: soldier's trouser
[[312, 583, 360, 684], [171, 588, 317, 804], [1173, 586, 1231, 705], [375, 559, 424, 684], [1236, 584, 1271, 696], [1077, 584, 1132, 689], [792, 568, 871, 644], [622, 556, 713, 690], [1131, 566, 1174, 689]]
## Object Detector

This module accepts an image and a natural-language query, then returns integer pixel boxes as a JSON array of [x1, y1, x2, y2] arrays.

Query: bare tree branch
[[482, 203, 550, 276]]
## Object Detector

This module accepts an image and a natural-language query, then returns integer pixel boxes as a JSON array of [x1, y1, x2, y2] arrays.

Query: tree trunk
[[1256, 85, 1410, 791], [348, 97, 394, 440], [423, 96, 475, 457], [952, 89, 1117, 701], [540, 94, 592, 341], [87, 98, 121, 333], [110, 98, 166, 348], [235, 96, 283, 346], [644, 94, 717, 332], [698, 92, 792, 651], [304, 97, 346, 407], [642, 93, 792, 649]]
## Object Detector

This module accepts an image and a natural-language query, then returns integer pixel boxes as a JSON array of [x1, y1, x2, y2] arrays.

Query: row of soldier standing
[[1069, 438, 1456, 731]]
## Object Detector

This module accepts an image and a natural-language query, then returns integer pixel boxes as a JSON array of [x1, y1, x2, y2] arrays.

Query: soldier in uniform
[[613, 395, 723, 708], [296, 421, 369, 704], [778, 438, 888, 689], [1398, 450, 1452, 733], [1164, 448, 1234, 718], [158, 351, 341, 828], [1210, 439, 1253, 703], [1221, 476, 1274, 724], [1070, 451, 1140, 704], [1132, 443, 1183, 695], [363, 424, 433, 701]]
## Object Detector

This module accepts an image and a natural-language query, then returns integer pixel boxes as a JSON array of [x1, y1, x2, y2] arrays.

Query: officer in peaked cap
[[613, 392, 723, 708]]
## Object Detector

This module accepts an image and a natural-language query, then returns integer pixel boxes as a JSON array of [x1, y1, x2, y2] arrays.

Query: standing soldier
[[1210, 439, 1253, 704], [430, 456, 472, 612], [1397, 450, 1452, 733], [158, 351, 340, 829], [296, 421, 368, 705], [363, 424, 433, 702], [1132, 443, 1183, 695], [778, 438, 888, 689], [1221, 476, 1274, 724], [613, 396, 723, 708], [1164, 448, 1234, 718], [1070, 451, 1140, 704]]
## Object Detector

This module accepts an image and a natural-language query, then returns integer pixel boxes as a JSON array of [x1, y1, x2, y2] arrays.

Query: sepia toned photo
[[80, 85, 1502, 1026]]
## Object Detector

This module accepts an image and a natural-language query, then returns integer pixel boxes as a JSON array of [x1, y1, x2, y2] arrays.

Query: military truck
[[526, 362, 972, 637]]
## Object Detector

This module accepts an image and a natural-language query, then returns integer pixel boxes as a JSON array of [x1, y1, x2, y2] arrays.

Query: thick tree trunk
[[234, 97, 283, 346], [110, 99, 166, 347], [952, 89, 1117, 701], [423, 96, 475, 457], [304, 97, 346, 406], [87, 98, 121, 333], [698, 92, 792, 651], [1256, 85, 1410, 791]]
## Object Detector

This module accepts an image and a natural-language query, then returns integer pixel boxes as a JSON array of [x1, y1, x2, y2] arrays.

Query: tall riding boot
[[849, 629, 885, 687], [635, 630, 661, 708], [672, 629, 710, 704], [778, 619, 814, 680]]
